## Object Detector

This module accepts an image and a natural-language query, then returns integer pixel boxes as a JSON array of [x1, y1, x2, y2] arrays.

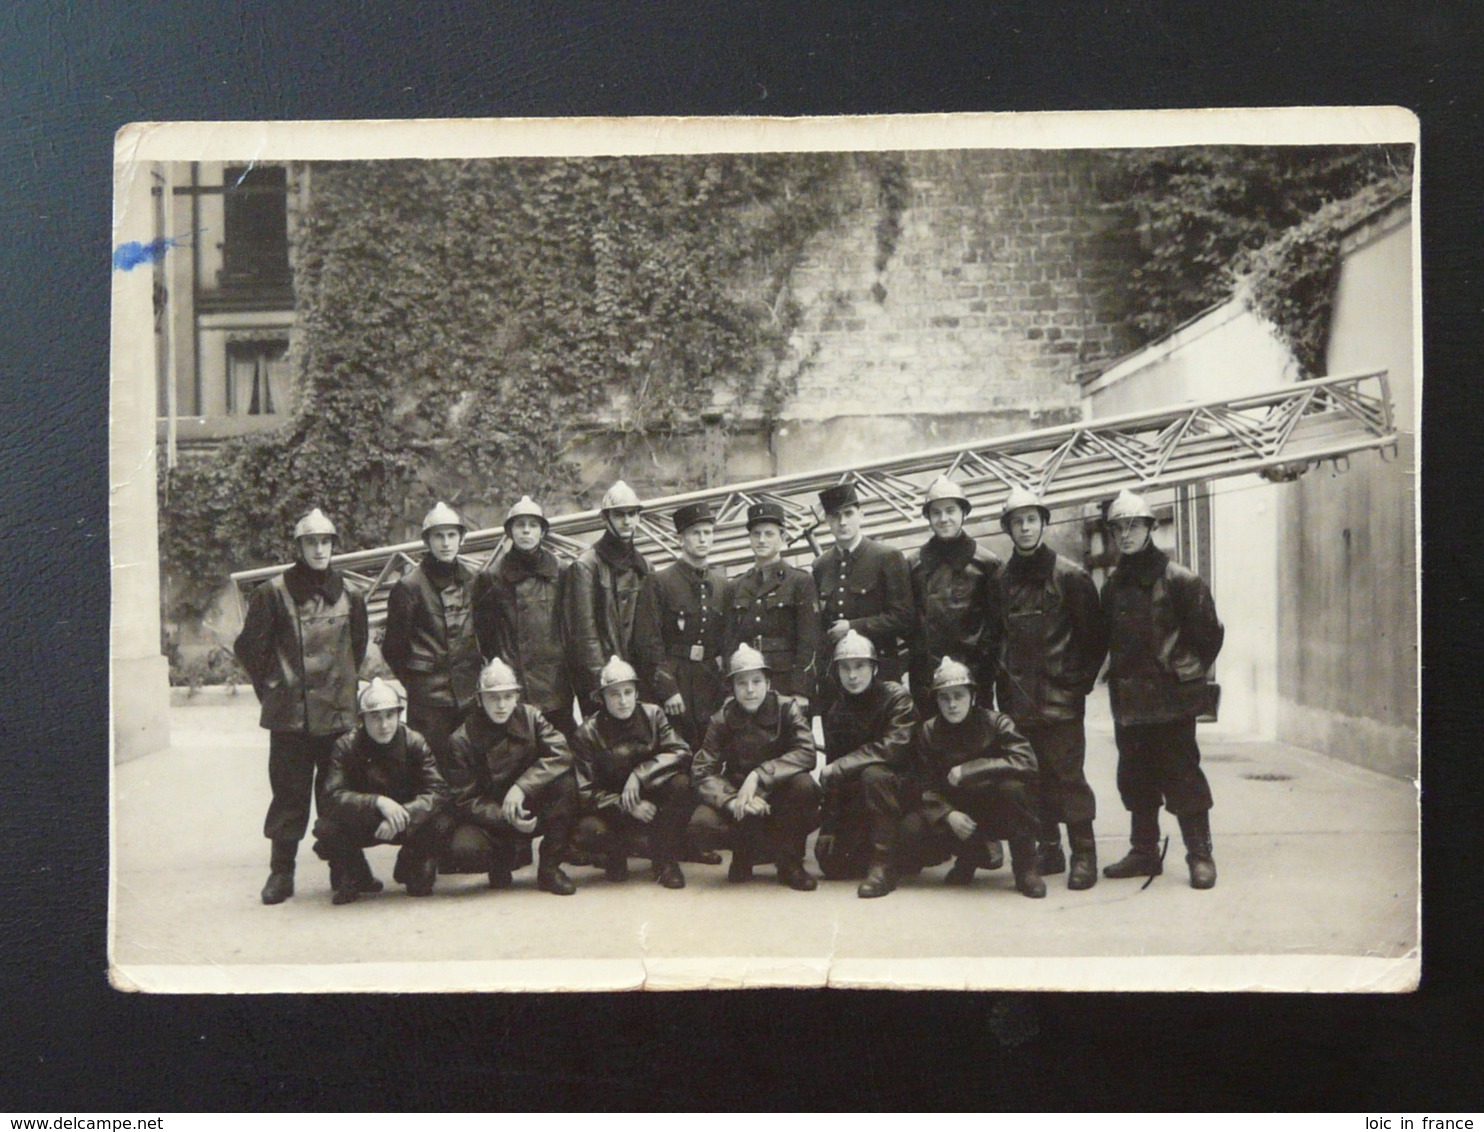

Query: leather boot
[[654, 861, 686, 889], [1036, 818, 1066, 875], [857, 852, 897, 899], [776, 860, 818, 891], [404, 856, 437, 898], [727, 847, 754, 884], [1009, 837, 1046, 898], [1067, 821, 1098, 891], [1103, 810, 1163, 879], [536, 844, 576, 896], [261, 839, 297, 905], [348, 850, 382, 894], [328, 858, 359, 905], [984, 839, 1006, 870], [604, 851, 630, 883], [1178, 811, 1217, 890], [944, 856, 977, 885]]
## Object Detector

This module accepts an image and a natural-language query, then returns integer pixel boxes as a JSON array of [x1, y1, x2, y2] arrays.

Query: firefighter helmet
[[921, 476, 972, 519], [831, 629, 879, 667], [726, 643, 771, 680], [999, 486, 1050, 530], [503, 495, 549, 532], [598, 655, 640, 692], [421, 501, 466, 536], [357, 676, 403, 715], [1107, 490, 1156, 525], [477, 657, 521, 694], [930, 656, 977, 692], [292, 508, 337, 541], [600, 480, 643, 512]]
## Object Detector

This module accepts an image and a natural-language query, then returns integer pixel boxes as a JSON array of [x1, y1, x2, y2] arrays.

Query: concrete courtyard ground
[[110, 693, 1419, 993]]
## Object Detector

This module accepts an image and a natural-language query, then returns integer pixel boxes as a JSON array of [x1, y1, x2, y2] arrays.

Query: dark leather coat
[[724, 562, 822, 702], [472, 546, 572, 713], [821, 679, 917, 779], [382, 556, 482, 711], [910, 706, 1039, 826], [571, 703, 691, 811], [234, 564, 368, 736], [564, 533, 651, 702], [694, 692, 816, 809], [812, 536, 914, 662], [446, 703, 574, 824], [1102, 544, 1225, 725], [907, 533, 1003, 700], [996, 544, 1109, 724], [321, 724, 450, 831]]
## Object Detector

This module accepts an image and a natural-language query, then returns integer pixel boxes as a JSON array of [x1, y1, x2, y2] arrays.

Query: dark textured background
[[1, 0, 1478, 1111]]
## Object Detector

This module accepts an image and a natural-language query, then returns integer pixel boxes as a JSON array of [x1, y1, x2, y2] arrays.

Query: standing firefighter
[[816, 630, 918, 899], [1100, 490, 1225, 890], [812, 482, 914, 710], [234, 508, 369, 905], [565, 480, 651, 707], [908, 475, 1004, 719], [996, 488, 1109, 891], [381, 501, 482, 778], [473, 496, 576, 738], [311, 678, 456, 904], [689, 645, 822, 890], [445, 657, 579, 895], [633, 501, 731, 750], [724, 500, 823, 708], [570, 657, 695, 890], [900, 658, 1045, 898]]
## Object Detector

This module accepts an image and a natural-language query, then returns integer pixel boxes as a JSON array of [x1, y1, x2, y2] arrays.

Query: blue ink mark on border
[[113, 236, 178, 271]]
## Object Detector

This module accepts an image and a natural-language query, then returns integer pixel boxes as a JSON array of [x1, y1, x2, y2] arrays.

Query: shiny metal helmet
[[421, 500, 467, 536], [503, 495, 549, 532], [598, 655, 640, 691], [357, 676, 403, 715], [292, 507, 338, 541], [920, 475, 972, 519], [600, 480, 643, 512], [930, 656, 977, 692], [999, 486, 1051, 531], [1107, 489, 1156, 525], [477, 657, 521, 694], [726, 643, 771, 680], [831, 629, 879, 667]]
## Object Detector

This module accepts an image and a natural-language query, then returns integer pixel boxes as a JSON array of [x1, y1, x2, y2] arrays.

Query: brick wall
[[783, 149, 1137, 423]]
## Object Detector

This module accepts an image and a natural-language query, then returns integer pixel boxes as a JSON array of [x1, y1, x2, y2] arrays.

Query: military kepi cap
[[818, 483, 860, 515], [745, 500, 788, 531], [672, 501, 716, 534]]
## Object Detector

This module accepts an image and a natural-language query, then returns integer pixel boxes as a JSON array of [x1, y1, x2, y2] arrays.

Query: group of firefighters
[[233, 474, 1224, 907]]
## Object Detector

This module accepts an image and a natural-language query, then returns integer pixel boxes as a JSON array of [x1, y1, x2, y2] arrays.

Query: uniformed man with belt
[[724, 500, 823, 709], [996, 487, 1109, 890], [381, 501, 483, 778], [632, 501, 731, 750], [812, 483, 914, 711], [565, 480, 652, 707], [234, 508, 369, 905]]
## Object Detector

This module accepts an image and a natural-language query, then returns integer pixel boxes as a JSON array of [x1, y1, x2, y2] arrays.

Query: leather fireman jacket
[[564, 532, 650, 703], [693, 692, 817, 810], [911, 706, 1039, 826], [996, 544, 1109, 724], [571, 703, 692, 811], [322, 724, 450, 832], [382, 555, 482, 711], [907, 533, 1003, 698], [234, 563, 368, 736], [821, 678, 917, 779], [446, 703, 574, 824], [1102, 543, 1225, 725], [472, 545, 572, 713]]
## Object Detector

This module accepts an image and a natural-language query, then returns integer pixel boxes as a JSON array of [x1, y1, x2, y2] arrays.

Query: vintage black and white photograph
[[108, 110, 1420, 993]]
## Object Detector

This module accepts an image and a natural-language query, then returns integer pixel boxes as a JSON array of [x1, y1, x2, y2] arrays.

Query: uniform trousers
[[571, 773, 697, 866], [1022, 719, 1097, 828], [264, 731, 342, 842], [815, 764, 904, 877], [406, 703, 467, 781], [898, 778, 1038, 869], [446, 773, 577, 871], [1113, 717, 1213, 816], [688, 773, 820, 867], [312, 806, 458, 880]]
